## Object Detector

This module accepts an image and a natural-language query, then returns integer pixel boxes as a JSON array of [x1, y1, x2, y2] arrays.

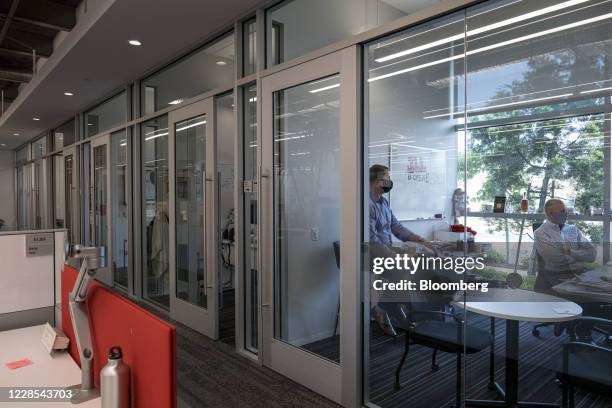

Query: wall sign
[[26, 233, 54, 257]]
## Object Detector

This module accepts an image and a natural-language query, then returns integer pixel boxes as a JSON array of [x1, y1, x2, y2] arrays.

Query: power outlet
[[311, 228, 319, 241]]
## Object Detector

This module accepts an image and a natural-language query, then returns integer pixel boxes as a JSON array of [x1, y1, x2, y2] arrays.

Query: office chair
[[332, 241, 340, 338], [558, 317, 612, 408], [393, 302, 493, 408]]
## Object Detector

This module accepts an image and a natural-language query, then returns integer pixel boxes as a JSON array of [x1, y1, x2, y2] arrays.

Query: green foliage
[[466, 54, 605, 242]]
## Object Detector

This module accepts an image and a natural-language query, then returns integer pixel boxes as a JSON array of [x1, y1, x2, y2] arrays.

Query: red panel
[[61, 265, 177, 408]]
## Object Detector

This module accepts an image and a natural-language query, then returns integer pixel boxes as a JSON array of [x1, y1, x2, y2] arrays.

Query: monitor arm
[[67, 245, 103, 404]]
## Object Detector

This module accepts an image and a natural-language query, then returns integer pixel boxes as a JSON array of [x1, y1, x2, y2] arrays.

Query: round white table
[[454, 288, 582, 408]]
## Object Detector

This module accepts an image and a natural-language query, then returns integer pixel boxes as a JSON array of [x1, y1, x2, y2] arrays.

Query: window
[[363, 1, 612, 407], [16, 146, 28, 165], [32, 136, 46, 159], [112, 129, 129, 288], [53, 119, 76, 150], [85, 92, 127, 137], [243, 18, 257, 76], [266, 0, 440, 67], [141, 32, 235, 114], [141, 116, 170, 308]]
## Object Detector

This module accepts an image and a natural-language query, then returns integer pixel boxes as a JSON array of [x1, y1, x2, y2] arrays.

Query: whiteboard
[[389, 145, 447, 220]]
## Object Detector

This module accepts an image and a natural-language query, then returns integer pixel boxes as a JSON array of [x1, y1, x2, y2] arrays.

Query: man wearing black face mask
[[534, 198, 596, 293], [369, 164, 425, 255]]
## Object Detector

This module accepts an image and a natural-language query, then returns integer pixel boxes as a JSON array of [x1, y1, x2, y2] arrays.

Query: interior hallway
[[137, 294, 340, 408]]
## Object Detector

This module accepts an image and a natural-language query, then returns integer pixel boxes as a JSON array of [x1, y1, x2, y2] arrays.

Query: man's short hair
[[369, 164, 389, 182], [544, 198, 564, 215]]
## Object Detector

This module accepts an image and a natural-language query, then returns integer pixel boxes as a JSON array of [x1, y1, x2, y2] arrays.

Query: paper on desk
[[5, 358, 33, 370]]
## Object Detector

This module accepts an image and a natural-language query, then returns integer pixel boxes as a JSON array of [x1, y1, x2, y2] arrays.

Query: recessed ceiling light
[[64, 92, 74, 96], [87, 123, 93, 126], [128, 40, 142, 46], [168, 99, 183, 105], [0, 143, 6, 147], [216, 61, 227, 66], [13, 133, 19, 136], [33, 117, 40, 121]]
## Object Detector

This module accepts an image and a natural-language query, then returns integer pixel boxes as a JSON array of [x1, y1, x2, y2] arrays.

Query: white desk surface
[[0, 325, 100, 407], [455, 288, 582, 323]]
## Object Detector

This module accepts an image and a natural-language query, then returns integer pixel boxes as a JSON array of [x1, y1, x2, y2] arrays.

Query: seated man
[[534, 198, 597, 294], [369, 164, 425, 256], [369, 164, 427, 335]]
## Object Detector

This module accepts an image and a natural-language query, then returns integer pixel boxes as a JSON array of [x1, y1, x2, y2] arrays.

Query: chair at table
[[558, 316, 612, 408], [392, 302, 493, 408]]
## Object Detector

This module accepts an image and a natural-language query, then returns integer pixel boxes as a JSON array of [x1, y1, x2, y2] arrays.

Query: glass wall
[[53, 119, 76, 150], [142, 116, 170, 308], [243, 84, 258, 352], [243, 18, 257, 76], [141, 32, 235, 115], [16, 164, 31, 229], [364, 11, 466, 407], [216, 93, 235, 333], [32, 136, 46, 159], [175, 114, 207, 308], [273, 75, 342, 363], [52, 154, 65, 228], [266, 0, 440, 67], [363, 1, 612, 407], [85, 91, 127, 138], [112, 130, 129, 288]]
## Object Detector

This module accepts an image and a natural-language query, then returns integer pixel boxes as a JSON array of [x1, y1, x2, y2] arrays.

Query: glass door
[[90, 135, 112, 285], [169, 98, 218, 338], [260, 49, 359, 405]]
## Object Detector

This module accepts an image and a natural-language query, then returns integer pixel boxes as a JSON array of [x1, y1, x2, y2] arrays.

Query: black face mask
[[381, 179, 393, 193]]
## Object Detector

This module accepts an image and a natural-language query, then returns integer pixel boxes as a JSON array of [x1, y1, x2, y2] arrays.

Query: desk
[[553, 266, 612, 304], [0, 325, 100, 408], [455, 289, 582, 408]]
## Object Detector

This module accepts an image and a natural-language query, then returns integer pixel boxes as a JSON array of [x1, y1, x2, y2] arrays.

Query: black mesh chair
[[558, 317, 612, 408], [392, 302, 493, 408]]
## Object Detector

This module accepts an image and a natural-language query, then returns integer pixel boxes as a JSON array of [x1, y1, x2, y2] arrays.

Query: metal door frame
[[259, 46, 361, 406], [168, 97, 219, 339]]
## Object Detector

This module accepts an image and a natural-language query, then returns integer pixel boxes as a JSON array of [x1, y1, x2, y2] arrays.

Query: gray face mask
[[549, 211, 567, 225]]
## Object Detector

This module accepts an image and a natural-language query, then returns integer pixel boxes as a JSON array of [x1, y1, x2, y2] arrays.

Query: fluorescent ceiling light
[[64, 92, 74, 96], [375, 0, 591, 63], [168, 99, 183, 105], [87, 123, 93, 126], [145, 131, 169, 141], [580, 86, 612, 94], [0, 143, 5, 146], [128, 40, 142, 46], [32, 117, 40, 121], [216, 61, 227, 66], [176, 120, 206, 132], [13, 133, 19, 136], [423, 93, 574, 119], [249, 97, 257, 102], [370, 12, 612, 83], [309, 83, 340, 93]]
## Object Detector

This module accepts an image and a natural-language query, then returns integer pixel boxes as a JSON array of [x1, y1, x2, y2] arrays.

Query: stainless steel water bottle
[[100, 346, 130, 408]]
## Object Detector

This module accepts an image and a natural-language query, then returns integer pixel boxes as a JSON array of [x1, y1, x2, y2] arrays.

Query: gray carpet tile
[[137, 295, 341, 408]]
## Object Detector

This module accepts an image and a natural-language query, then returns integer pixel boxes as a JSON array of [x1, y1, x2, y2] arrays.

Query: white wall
[[0, 150, 15, 228]]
